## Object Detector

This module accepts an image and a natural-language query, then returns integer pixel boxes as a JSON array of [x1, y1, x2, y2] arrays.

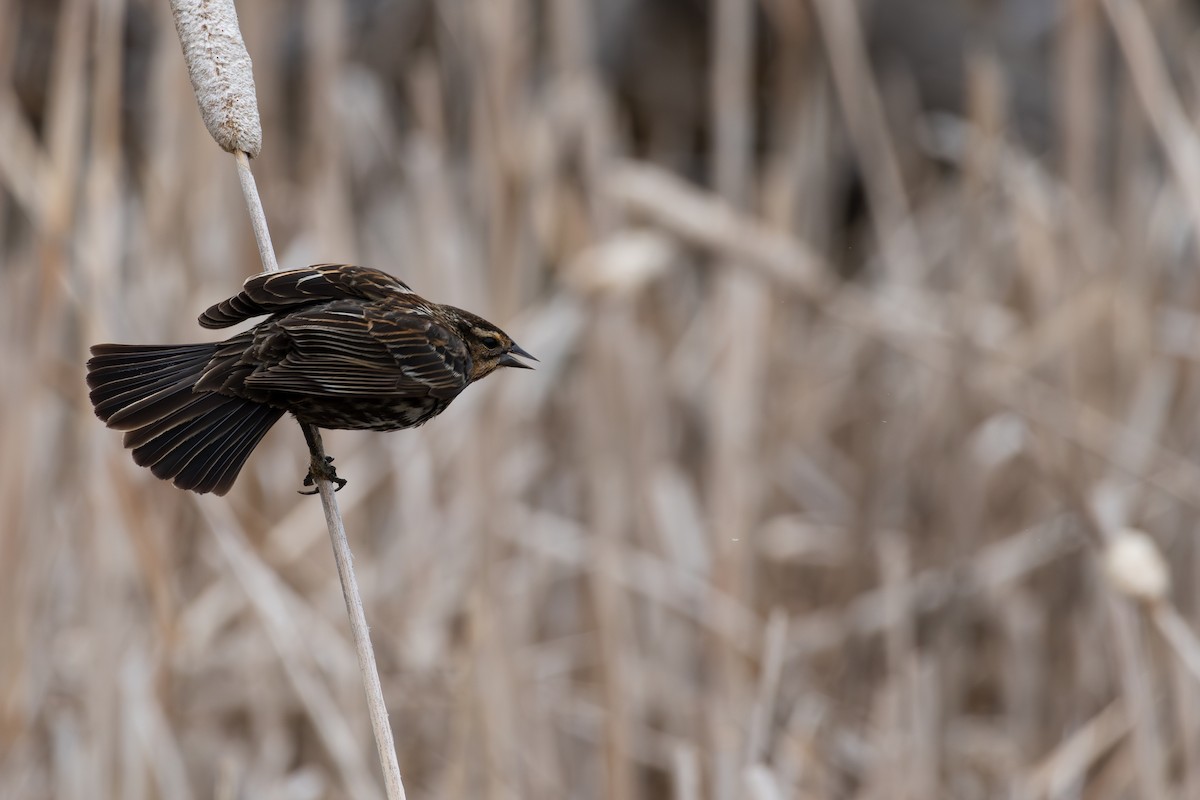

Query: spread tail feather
[[87, 343, 284, 495]]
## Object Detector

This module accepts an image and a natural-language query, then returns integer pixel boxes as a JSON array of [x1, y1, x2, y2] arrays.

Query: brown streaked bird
[[86, 264, 535, 495]]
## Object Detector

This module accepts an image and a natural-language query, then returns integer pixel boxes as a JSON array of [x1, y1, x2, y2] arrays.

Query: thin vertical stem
[[235, 156, 407, 800], [301, 422, 406, 800], [234, 151, 278, 274], [168, 0, 407, 794]]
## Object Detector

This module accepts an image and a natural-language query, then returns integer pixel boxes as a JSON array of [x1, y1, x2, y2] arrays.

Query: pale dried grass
[[4, 1, 1200, 798]]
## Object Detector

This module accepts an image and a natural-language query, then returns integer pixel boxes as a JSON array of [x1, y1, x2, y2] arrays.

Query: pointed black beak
[[499, 342, 537, 369]]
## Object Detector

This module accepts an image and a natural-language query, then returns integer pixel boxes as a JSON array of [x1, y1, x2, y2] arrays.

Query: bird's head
[[447, 308, 537, 381]]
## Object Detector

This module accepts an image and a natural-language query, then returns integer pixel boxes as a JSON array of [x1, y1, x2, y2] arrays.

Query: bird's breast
[[284, 394, 453, 431]]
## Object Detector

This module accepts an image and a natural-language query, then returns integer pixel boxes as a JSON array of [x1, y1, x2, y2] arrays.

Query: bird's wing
[[199, 264, 417, 329], [241, 304, 471, 399]]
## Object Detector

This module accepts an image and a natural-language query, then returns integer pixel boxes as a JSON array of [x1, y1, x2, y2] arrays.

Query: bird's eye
[[480, 335, 501, 350]]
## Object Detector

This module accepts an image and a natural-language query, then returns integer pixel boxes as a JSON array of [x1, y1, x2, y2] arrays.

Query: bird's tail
[[86, 343, 284, 495]]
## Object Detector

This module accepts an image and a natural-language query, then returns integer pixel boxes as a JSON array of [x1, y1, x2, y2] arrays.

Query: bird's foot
[[300, 454, 348, 494]]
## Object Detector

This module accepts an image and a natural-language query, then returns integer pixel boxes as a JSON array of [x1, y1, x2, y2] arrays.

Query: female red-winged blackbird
[[87, 264, 535, 495]]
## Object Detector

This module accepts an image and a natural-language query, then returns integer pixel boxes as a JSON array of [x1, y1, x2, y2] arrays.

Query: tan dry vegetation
[[4, 0, 1200, 797]]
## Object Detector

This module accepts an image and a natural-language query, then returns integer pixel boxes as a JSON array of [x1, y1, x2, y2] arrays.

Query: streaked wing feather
[[199, 264, 417, 328], [367, 314, 471, 398], [242, 307, 470, 399]]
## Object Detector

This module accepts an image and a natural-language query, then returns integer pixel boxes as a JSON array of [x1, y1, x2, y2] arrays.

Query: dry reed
[[6, 0, 1200, 798]]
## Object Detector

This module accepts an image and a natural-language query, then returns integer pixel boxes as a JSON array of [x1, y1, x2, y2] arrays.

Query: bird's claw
[[300, 454, 348, 494]]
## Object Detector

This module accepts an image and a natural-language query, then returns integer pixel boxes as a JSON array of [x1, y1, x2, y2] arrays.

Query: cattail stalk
[[167, 2, 406, 797], [234, 151, 278, 273]]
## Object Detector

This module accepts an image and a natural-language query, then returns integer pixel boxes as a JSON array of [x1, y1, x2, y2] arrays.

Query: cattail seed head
[[169, 0, 263, 157]]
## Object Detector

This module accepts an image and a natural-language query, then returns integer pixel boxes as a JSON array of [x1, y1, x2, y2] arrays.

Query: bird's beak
[[499, 342, 538, 369]]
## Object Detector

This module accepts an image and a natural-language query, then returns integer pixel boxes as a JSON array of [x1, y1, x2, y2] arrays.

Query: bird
[[86, 264, 536, 496]]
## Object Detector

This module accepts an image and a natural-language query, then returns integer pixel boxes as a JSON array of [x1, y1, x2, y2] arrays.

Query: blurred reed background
[[5, 0, 1200, 797]]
